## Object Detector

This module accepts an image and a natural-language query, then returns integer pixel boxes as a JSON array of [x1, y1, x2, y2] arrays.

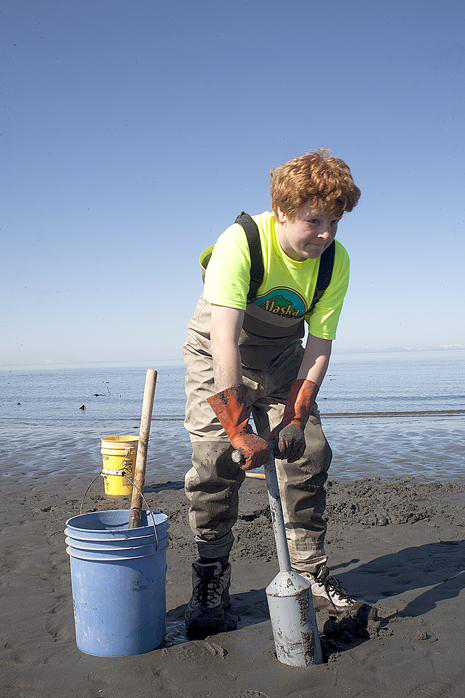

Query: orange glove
[[208, 385, 271, 470], [272, 379, 319, 462]]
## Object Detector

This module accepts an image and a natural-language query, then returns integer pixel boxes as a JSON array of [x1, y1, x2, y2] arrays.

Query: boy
[[183, 149, 361, 636]]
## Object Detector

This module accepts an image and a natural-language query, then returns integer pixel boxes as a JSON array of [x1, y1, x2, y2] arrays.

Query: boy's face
[[276, 203, 341, 261]]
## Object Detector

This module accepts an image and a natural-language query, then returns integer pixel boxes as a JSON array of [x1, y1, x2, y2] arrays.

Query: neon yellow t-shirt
[[202, 211, 350, 340]]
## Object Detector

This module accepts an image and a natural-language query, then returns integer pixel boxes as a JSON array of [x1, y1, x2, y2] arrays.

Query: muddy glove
[[272, 379, 319, 463], [208, 384, 270, 470]]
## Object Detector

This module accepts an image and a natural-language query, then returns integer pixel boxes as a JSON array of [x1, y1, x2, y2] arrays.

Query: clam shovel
[[232, 448, 322, 667]]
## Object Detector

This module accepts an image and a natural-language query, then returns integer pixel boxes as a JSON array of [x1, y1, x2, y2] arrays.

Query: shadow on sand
[[335, 539, 465, 620], [164, 540, 465, 661]]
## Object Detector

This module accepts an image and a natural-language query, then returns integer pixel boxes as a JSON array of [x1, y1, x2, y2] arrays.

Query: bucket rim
[[101, 435, 139, 445], [66, 546, 167, 561], [65, 509, 169, 534], [65, 536, 167, 552], [64, 528, 161, 542], [64, 530, 169, 545]]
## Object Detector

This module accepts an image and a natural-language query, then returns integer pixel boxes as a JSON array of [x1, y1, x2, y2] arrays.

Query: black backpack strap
[[309, 241, 336, 312], [235, 212, 264, 302]]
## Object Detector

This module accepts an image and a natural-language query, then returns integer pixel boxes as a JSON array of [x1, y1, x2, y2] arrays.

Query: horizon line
[[1, 345, 464, 371]]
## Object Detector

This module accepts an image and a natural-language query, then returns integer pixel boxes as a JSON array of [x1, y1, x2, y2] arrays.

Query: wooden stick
[[129, 368, 157, 528], [245, 472, 266, 480]]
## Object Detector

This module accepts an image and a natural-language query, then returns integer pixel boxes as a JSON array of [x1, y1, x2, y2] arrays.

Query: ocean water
[[0, 350, 464, 484]]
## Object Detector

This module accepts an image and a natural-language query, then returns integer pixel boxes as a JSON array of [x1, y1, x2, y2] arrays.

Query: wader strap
[[309, 240, 335, 312], [235, 212, 264, 302]]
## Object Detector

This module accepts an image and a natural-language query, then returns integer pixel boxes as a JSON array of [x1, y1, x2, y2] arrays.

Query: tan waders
[[183, 297, 332, 576]]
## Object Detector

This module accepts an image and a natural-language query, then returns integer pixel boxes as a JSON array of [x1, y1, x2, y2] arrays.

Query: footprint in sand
[[45, 618, 70, 643], [173, 640, 228, 662], [44, 597, 71, 643]]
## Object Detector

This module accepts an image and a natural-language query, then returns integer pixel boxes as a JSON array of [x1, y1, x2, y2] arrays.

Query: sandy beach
[[1, 468, 464, 698]]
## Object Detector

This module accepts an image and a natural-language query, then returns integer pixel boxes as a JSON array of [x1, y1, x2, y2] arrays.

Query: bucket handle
[[80, 472, 101, 515], [79, 472, 160, 550]]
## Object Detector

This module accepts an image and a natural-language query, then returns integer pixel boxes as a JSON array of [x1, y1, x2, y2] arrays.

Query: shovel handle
[[233, 449, 290, 571], [129, 369, 157, 528], [231, 449, 244, 465], [232, 443, 277, 466]]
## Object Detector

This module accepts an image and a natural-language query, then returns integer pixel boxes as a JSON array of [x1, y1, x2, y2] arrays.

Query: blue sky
[[2, 0, 465, 367]]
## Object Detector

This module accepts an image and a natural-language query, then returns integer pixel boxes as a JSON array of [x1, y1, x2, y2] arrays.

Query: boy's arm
[[210, 304, 244, 390], [298, 333, 332, 385], [207, 304, 270, 471], [272, 333, 332, 462]]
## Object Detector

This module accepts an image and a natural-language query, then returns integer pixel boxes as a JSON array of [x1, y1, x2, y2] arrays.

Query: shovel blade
[[266, 570, 322, 667]]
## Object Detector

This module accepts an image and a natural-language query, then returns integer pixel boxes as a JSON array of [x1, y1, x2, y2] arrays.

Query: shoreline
[[1, 472, 464, 696]]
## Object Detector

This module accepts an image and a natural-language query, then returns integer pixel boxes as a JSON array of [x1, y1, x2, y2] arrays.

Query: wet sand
[[1, 471, 465, 698]]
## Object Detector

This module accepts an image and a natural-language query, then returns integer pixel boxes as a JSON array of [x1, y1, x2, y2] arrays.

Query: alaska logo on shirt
[[254, 288, 307, 319]]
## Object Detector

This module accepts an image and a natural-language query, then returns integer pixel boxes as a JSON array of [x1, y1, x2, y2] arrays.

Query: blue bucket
[[65, 509, 169, 657]]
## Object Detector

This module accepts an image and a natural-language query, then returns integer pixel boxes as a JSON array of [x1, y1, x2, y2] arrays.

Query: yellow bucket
[[100, 435, 139, 496]]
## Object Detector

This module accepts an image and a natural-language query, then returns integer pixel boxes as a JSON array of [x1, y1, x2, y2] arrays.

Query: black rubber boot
[[185, 560, 233, 637]]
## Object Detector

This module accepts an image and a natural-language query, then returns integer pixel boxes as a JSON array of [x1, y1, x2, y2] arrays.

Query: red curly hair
[[271, 149, 361, 219]]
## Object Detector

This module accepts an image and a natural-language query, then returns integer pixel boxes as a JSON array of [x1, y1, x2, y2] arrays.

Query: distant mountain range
[[335, 343, 465, 354]]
